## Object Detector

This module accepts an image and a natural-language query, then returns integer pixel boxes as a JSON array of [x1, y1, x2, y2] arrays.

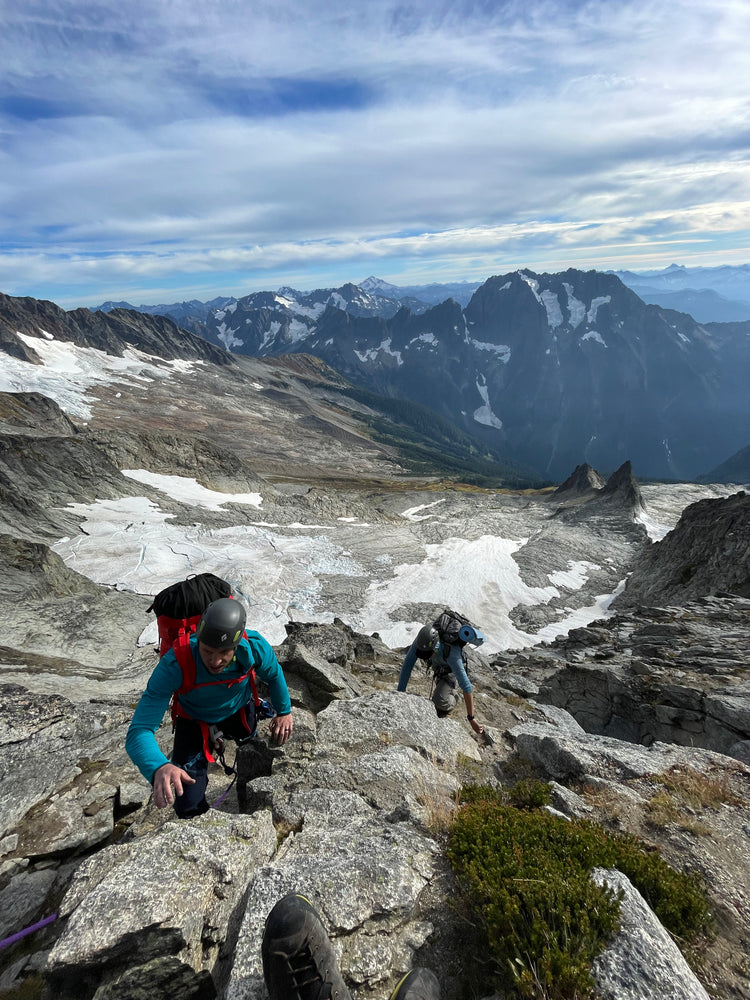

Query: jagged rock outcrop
[[500, 595, 750, 755], [615, 490, 750, 607], [551, 461, 646, 531], [598, 460, 645, 511], [552, 461, 607, 499]]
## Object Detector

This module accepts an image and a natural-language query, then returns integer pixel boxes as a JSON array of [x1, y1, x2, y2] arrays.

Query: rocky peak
[[615, 490, 750, 607], [599, 459, 645, 511], [549, 460, 647, 533], [552, 462, 607, 498]]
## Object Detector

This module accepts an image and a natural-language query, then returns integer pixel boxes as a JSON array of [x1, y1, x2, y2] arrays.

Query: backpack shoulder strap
[[240, 630, 261, 707], [173, 633, 197, 695]]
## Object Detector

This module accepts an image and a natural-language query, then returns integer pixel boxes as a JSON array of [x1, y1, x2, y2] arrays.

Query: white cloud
[[2, 0, 750, 304]]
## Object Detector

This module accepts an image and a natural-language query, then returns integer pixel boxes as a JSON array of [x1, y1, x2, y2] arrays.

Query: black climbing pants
[[170, 702, 257, 818]]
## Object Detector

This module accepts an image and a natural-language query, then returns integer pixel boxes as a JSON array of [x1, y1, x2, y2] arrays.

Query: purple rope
[[0, 913, 58, 951], [210, 769, 238, 809]]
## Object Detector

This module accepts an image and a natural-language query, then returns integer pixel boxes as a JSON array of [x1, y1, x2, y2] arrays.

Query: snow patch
[[354, 339, 403, 365], [259, 321, 282, 352], [469, 339, 511, 362], [548, 560, 600, 589], [533, 579, 626, 643], [541, 289, 564, 329], [217, 323, 242, 350], [51, 497, 365, 645], [121, 470, 263, 510], [401, 500, 446, 522], [0, 334, 200, 421], [635, 510, 671, 541], [563, 283, 586, 328], [581, 330, 607, 347], [287, 318, 312, 343], [473, 376, 503, 429], [359, 534, 559, 651], [519, 272, 542, 303], [587, 296, 611, 323]]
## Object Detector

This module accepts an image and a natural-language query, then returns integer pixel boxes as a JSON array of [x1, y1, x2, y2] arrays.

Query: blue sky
[[1, 0, 749, 308]]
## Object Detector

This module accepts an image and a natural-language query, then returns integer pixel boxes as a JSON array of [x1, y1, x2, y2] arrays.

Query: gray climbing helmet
[[416, 624, 439, 657], [195, 598, 246, 649]]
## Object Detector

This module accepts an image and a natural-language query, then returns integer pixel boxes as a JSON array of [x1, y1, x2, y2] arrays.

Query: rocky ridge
[[614, 490, 750, 607], [0, 292, 230, 367]]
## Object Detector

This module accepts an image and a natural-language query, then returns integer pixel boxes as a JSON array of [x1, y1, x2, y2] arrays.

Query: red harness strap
[[171, 634, 260, 763]]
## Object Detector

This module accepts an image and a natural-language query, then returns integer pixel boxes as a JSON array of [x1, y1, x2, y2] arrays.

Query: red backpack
[[147, 572, 232, 656], [147, 573, 262, 763]]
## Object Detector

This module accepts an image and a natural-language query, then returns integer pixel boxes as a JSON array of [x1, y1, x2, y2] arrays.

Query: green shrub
[[507, 779, 553, 811], [447, 791, 712, 999]]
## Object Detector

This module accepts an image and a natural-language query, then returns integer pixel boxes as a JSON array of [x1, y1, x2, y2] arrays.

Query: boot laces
[[285, 944, 335, 1000]]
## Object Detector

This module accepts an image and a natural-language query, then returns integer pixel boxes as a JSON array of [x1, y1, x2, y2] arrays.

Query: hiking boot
[[262, 893, 352, 1000], [390, 967, 441, 1000]]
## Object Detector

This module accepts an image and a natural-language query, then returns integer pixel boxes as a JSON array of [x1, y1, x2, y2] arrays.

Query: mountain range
[[169, 269, 750, 481], [95, 263, 750, 324], [12, 267, 750, 483], [610, 262, 750, 322]]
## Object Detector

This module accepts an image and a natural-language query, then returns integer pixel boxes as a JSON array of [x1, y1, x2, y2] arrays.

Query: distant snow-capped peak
[[359, 276, 403, 297]]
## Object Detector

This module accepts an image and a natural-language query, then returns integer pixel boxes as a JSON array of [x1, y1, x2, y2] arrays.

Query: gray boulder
[[591, 868, 711, 1000], [46, 811, 277, 999]]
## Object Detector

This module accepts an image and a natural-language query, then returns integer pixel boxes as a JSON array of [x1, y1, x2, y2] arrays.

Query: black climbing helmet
[[416, 624, 439, 657], [195, 598, 246, 649]]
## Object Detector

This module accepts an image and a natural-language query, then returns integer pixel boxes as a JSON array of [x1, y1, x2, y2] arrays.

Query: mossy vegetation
[[447, 782, 712, 999], [650, 765, 746, 811], [644, 765, 746, 836]]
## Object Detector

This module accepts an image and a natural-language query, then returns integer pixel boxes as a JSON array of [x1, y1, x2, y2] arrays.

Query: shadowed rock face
[[615, 490, 750, 607]]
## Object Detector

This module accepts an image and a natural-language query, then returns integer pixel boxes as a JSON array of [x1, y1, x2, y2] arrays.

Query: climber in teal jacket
[[126, 599, 292, 818]]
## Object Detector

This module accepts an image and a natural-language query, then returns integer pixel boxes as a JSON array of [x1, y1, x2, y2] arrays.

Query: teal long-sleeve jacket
[[126, 631, 292, 783]]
